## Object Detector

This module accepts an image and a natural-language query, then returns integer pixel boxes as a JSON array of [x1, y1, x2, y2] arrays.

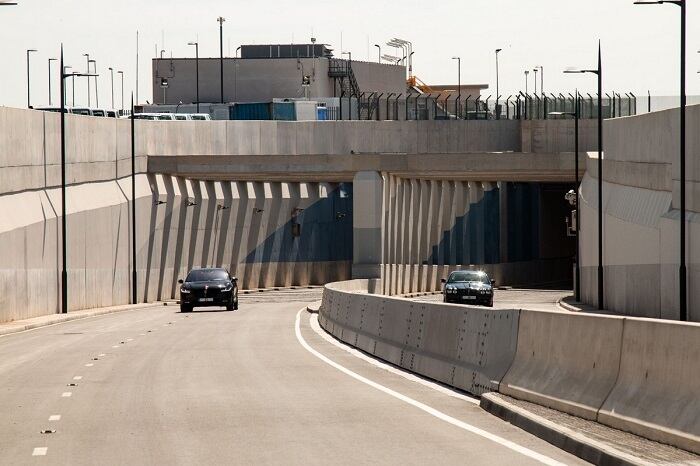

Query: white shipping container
[[294, 101, 318, 121]]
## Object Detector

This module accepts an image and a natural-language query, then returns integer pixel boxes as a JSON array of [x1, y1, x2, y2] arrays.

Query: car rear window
[[186, 269, 229, 282]]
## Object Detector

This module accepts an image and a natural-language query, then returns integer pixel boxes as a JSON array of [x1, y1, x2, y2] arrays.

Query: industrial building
[[151, 43, 407, 105]]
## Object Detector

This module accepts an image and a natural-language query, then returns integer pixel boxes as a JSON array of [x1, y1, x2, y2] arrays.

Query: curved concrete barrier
[[598, 318, 700, 454], [499, 311, 625, 421], [319, 280, 520, 396]]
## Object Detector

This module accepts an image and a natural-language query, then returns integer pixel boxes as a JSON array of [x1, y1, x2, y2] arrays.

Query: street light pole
[[217, 16, 226, 104], [26, 49, 37, 108], [48, 58, 57, 106], [634, 0, 686, 320], [374, 44, 381, 63], [89, 59, 98, 108], [118, 71, 124, 113], [109, 67, 114, 109], [533, 68, 538, 95], [564, 41, 604, 310], [452, 56, 460, 118], [188, 42, 200, 112], [524, 70, 529, 94], [130, 92, 137, 305], [83, 53, 90, 106], [495, 49, 502, 119]]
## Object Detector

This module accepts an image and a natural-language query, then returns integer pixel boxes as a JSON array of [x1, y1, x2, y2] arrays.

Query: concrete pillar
[[352, 171, 384, 280], [407, 179, 420, 292], [498, 181, 509, 264]]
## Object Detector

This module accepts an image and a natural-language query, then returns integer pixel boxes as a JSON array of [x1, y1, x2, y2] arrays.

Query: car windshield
[[93, 110, 105, 117], [186, 269, 229, 282], [157, 115, 172, 120], [191, 115, 206, 120], [448, 271, 490, 284]]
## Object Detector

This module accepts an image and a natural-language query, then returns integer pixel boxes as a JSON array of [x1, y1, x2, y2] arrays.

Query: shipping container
[[229, 102, 272, 120], [294, 101, 318, 121], [272, 101, 296, 121]]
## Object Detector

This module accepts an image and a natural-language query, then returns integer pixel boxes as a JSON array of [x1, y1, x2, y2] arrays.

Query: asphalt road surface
[[0, 290, 586, 465], [412, 288, 571, 311]]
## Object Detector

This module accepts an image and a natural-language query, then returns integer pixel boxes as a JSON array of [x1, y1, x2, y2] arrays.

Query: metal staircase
[[329, 58, 360, 97]]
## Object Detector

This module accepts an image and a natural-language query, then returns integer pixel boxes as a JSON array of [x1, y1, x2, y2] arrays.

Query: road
[[0, 290, 586, 465]]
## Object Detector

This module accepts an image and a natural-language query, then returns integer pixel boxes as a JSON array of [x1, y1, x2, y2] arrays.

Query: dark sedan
[[178, 268, 239, 312], [442, 270, 495, 307]]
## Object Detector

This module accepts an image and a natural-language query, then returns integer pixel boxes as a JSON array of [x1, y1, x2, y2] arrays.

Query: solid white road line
[[309, 314, 479, 405], [48, 415, 61, 421], [73, 376, 82, 380], [85, 363, 94, 367], [61, 392, 72, 398], [32, 447, 48, 456], [112, 345, 119, 349], [295, 310, 567, 466]]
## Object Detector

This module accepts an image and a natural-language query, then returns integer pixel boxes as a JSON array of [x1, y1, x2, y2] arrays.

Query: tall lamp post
[[374, 44, 381, 63], [48, 57, 57, 106], [565, 41, 604, 310], [108, 67, 114, 109], [217, 16, 226, 103], [524, 70, 529, 94], [452, 56, 461, 118], [537, 65, 544, 96], [188, 41, 200, 112], [117, 71, 124, 114], [26, 49, 37, 108], [495, 49, 502, 119], [550, 92, 581, 301], [83, 53, 90, 106], [89, 59, 98, 107], [130, 92, 137, 305], [634, 0, 687, 321], [59, 45, 97, 314], [533, 67, 538, 95]]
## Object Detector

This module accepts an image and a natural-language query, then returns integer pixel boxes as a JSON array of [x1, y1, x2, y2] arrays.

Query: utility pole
[[218, 16, 226, 103]]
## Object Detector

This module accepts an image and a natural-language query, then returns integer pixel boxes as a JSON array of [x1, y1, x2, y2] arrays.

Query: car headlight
[[222, 284, 233, 292], [180, 288, 191, 294]]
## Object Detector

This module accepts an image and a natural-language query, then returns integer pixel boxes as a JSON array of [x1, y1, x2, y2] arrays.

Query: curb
[[556, 297, 582, 313], [306, 300, 322, 314], [240, 285, 323, 295], [400, 291, 443, 299], [0, 302, 169, 338], [480, 393, 645, 466]]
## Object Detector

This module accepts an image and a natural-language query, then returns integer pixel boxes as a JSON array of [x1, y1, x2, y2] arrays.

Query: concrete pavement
[[0, 291, 585, 465], [412, 288, 571, 311]]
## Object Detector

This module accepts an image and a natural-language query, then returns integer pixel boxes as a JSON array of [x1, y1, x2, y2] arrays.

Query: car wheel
[[180, 304, 192, 313], [233, 298, 239, 311], [226, 301, 234, 312]]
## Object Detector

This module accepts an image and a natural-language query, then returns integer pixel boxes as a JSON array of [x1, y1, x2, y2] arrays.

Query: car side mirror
[[178, 279, 184, 284], [440, 278, 447, 284], [490, 279, 496, 286]]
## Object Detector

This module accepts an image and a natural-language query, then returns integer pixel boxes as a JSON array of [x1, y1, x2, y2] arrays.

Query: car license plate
[[199, 298, 214, 302], [462, 296, 476, 300]]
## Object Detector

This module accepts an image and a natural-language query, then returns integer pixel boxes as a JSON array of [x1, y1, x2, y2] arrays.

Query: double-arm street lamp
[[26, 48, 37, 108], [188, 41, 200, 112], [550, 93, 582, 301], [634, 0, 687, 321], [59, 45, 98, 314], [564, 41, 603, 310]]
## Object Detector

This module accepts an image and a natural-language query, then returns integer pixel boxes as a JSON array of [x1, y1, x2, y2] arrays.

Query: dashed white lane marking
[[48, 415, 61, 421], [85, 363, 93, 367], [295, 310, 567, 466], [98, 353, 106, 357], [112, 345, 119, 348], [73, 376, 82, 380], [32, 447, 48, 456], [309, 314, 479, 405], [139, 333, 146, 336], [61, 392, 72, 398], [127, 338, 133, 341]]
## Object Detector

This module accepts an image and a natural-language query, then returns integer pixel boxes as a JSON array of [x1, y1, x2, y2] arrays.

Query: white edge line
[[308, 313, 479, 405], [295, 309, 568, 466]]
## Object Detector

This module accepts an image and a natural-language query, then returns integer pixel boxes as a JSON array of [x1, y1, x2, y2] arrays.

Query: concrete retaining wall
[[319, 279, 700, 454], [0, 175, 351, 323]]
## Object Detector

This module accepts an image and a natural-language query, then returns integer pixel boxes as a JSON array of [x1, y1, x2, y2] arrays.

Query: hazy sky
[[0, 0, 698, 109]]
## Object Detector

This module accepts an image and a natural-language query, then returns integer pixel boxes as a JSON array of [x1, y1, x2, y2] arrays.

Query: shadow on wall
[[245, 184, 353, 264]]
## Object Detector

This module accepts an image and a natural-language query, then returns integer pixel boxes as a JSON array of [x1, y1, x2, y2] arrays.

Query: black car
[[441, 270, 495, 307], [178, 268, 239, 312]]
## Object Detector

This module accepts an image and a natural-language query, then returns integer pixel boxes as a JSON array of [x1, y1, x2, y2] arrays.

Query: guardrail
[[318, 280, 700, 454]]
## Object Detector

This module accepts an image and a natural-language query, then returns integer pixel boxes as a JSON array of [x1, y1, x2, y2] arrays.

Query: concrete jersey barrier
[[598, 318, 700, 454], [499, 310, 625, 421], [319, 280, 520, 396]]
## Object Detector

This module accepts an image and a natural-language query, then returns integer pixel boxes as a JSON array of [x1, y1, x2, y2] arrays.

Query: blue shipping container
[[229, 102, 271, 120], [272, 102, 296, 121], [316, 106, 328, 121]]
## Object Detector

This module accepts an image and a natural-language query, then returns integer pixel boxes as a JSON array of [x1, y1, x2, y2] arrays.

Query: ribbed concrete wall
[[0, 175, 351, 323], [579, 104, 700, 321]]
